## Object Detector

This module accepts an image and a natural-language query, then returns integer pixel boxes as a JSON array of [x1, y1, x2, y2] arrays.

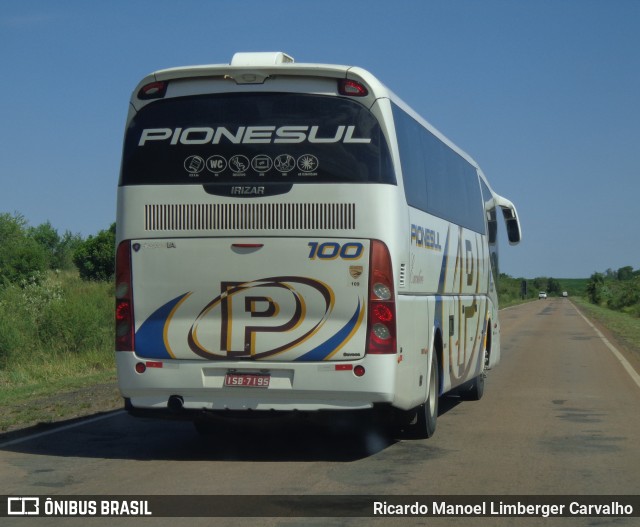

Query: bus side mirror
[[501, 206, 522, 245], [506, 217, 521, 244], [493, 194, 522, 245]]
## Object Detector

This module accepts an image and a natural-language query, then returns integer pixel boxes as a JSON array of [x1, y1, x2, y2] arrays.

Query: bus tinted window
[[120, 93, 395, 187], [392, 104, 485, 234]]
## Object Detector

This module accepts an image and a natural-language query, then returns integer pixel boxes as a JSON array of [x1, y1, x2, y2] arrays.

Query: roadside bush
[[498, 274, 524, 306], [0, 305, 24, 370], [0, 214, 116, 387], [586, 273, 605, 305], [586, 268, 640, 317], [37, 277, 113, 354], [0, 213, 48, 286], [28, 221, 82, 271], [73, 223, 116, 281], [607, 276, 640, 315], [0, 271, 114, 377]]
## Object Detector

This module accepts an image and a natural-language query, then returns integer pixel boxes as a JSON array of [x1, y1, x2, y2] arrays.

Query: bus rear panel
[[115, 52, 521, 437]]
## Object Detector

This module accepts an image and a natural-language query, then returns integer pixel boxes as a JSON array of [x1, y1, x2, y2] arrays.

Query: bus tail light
[[338, 79, 369, 97], [366, 240, 396, 354], [115, 241, 135, 351], [137, 81, 168, 100]]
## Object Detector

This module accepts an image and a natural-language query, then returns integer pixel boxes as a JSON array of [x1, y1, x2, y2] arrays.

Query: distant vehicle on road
[[562, 291, 568, 297], [539, 292, 548, 299]]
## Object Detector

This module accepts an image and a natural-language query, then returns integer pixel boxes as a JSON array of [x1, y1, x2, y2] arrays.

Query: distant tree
[[57, 230, 83, 270], [617, 266, 634, 281], [532, 277, 545, 290], [497, 274, 528, 306], [28, 221, 83, 271], [0, 212, 48, 285], [28, 221, 58, 258], [73, 223, 116, 281], [547, 277, 561, 295], [608, 277, 640, 312], [586, 272, 605, 304]]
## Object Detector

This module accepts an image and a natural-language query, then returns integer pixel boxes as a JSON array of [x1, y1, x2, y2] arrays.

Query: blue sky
[[1, 0, 638, 279]]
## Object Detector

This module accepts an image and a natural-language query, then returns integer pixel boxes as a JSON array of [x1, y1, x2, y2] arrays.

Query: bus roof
[[132, 51, 487, 191]]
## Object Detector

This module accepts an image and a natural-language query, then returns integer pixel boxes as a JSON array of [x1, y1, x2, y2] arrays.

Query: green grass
[[0, 272, 115, 431], [572, 296, 640, 357], [0, 373, 121, 433], [0, 370, 115, 405]]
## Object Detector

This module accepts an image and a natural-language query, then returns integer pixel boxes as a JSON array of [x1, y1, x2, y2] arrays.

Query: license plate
[[224, 373, 270, 388]]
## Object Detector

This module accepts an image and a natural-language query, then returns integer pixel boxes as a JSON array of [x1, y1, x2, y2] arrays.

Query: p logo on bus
[[187, 277, 334, 359], [136, 276, 363, 361]]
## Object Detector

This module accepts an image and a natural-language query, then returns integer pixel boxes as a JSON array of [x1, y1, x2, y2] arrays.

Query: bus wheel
[[460, 373, 485, 401], [404, 351, 439, 439], [459, 349, 487, 401]]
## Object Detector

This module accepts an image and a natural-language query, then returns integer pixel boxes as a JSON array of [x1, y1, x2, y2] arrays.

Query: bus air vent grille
[[144, 203, 356, 231]]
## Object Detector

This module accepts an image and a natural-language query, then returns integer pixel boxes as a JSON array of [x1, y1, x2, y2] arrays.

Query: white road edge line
[[0, 410, 126, 449], [572, 302, 640, 390]]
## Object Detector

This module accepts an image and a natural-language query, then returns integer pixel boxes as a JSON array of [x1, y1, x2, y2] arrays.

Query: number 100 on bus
[[307, 242, 364, 260]]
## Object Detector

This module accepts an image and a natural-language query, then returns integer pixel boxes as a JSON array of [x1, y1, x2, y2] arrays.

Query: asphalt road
[[1, 299, 639, 526]]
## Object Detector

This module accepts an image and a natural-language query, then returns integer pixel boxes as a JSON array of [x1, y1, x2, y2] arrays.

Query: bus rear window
[[120, 93, 395, 187]]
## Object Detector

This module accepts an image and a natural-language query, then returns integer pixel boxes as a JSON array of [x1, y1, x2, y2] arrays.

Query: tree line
[[496, 274, 567, 306], [586, 267, 640, 317], [0, 212, 115, 286]]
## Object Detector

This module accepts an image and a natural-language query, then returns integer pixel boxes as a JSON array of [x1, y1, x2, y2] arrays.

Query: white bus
[[115, 52, 521, 438]]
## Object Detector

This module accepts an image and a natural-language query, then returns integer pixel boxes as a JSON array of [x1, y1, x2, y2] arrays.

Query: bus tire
[[460, 373, 485, 401], [404, 350, 439, 439], [459, 345, 487, 401]]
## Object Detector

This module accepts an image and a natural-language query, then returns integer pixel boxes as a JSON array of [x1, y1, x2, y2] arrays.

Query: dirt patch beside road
[[0, 382, 122, 442]]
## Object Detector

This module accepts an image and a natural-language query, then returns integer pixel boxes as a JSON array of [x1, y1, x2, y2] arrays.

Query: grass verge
[[0, 270, 119, 434], [572, 296, 640, 367], [0, 373, 121, 435]]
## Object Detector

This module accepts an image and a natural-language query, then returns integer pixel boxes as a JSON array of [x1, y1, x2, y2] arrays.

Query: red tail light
[[115, 241, 134, 351], [338, 79, 369, 97], [366, 240, 396, 354], [137, 81, 168, 100]]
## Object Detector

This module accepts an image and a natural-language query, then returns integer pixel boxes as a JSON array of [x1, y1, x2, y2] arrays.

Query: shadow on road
[[0, 409, 397, 462], [0, 395, 467, 463]]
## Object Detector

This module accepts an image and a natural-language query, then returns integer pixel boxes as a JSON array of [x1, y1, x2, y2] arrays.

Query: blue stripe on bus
[[135, 293, 189, 359], [296, 300, 362, 361]]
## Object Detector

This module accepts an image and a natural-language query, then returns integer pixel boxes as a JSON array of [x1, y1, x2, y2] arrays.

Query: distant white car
[[562, 291, 568, 297], [538, 292, 547, 299]]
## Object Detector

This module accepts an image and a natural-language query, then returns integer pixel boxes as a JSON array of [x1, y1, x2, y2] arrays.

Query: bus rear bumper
[[116, 353, 399, 413]]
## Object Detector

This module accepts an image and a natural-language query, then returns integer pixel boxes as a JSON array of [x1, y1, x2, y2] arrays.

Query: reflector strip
[[145, 361, 163, 368]]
